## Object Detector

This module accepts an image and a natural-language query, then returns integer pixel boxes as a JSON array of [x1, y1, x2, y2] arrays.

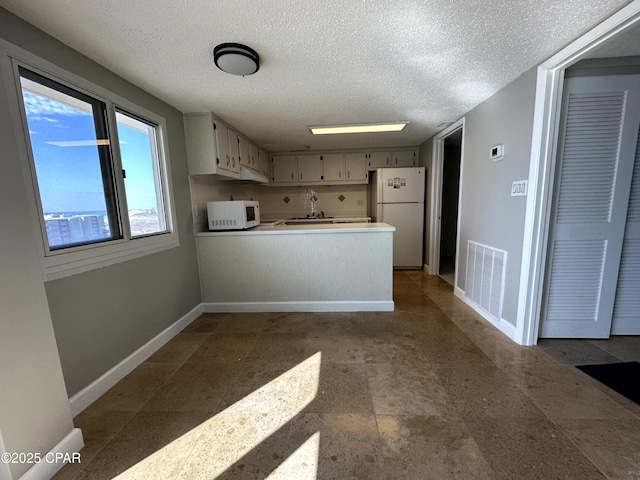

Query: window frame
[[1, 40, 179, 281]]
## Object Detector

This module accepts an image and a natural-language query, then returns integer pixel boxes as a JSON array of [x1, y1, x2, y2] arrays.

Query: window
[[115, 110, 168, 237], [20, 68, 121, 249], [10, 59, 177, 279]]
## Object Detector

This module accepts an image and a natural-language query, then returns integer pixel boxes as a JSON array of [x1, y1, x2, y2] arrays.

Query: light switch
[[490, 145, 504, 161], [511, 180, 528, 197]]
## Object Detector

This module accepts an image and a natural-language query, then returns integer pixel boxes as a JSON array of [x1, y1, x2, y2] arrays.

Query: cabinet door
[[297, 154, 323, 182], [272, 155, 297, 183], [214, 120, 231, 172], [369, 151, 391, 169], [259, 149, 270, 177], [184, 113, 218, 174], [227, 128, 240, 173], [250, 143, 259, 170], [393, 150, 416, 166], [323, 153, 344, 181], [345, 153, 367, 181], [238, 136, 250, 167]]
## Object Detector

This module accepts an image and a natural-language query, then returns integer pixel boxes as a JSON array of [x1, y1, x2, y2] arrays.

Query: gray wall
[[455, 67, 537, 326], [0, 14, 74, 478], [0, 8, 201, 397]]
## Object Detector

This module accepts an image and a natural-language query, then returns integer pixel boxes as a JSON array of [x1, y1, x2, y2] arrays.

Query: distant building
[[45, 215, 106, 247]]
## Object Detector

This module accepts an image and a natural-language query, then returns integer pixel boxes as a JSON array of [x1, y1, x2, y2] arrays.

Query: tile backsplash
[[190, 175, 368, 231]]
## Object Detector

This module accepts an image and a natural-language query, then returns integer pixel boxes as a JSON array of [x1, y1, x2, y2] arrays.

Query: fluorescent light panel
[[309, 122, 408, 135]]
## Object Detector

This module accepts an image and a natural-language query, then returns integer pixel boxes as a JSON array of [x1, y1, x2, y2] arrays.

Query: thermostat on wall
[[490, 144, 504, 161]]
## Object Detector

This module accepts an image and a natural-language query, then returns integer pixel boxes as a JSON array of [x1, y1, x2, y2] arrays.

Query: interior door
[[611, 131, 640, 334], [540, 74, 640, 338]]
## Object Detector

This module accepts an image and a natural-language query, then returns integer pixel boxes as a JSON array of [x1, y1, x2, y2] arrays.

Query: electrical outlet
[[511, 180, 528, 196]]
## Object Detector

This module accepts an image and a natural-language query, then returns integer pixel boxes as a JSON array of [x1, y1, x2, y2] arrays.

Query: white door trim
[[516, 0, 640, 346], [428, 118, 465, 278]]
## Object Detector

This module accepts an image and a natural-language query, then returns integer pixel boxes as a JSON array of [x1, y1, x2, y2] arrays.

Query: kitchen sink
[[290, 216, 334, 220]]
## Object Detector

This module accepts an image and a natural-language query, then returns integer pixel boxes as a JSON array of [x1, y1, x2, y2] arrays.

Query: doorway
[[516, 3, 640, 345], [438, 130, 462, 286], [539, 70, 640, 339], [428, 119, 465, 282]]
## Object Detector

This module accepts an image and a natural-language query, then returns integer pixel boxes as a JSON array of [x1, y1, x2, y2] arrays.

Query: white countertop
[[196, 222, 395, 237], [279, 217, 371, 224]]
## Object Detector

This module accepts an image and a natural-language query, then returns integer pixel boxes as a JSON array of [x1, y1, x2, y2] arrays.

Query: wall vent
[[465, 241, 507, 321]]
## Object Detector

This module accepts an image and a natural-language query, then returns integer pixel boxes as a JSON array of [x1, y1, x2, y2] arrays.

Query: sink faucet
[[309, 191, 317, 218]]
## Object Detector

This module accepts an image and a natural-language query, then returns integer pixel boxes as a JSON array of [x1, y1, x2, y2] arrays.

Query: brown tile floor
[[54, 272, 640, 480]]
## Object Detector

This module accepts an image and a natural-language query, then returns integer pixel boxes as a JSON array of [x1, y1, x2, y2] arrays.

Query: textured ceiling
[[0, 0, 632, 151]]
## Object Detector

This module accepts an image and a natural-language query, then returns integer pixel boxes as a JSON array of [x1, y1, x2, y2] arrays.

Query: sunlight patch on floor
[[113, 352, 322, 479], [266, 431, 320, 480]]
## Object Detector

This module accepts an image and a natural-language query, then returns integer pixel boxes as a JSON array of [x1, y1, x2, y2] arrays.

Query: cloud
[[22, 91, 90, 118], [28, 115, 59, 123]]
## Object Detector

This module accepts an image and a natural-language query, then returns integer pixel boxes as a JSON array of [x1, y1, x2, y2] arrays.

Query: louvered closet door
[[540, 74, 640, 338], [612, 129, 640, 335]]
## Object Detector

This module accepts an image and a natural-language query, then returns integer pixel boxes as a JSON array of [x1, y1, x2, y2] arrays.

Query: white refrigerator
[[370, 167, 425, 269]]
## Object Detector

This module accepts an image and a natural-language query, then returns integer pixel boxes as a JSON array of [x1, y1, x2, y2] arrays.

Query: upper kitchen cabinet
[[238, 136, 250, 168], [249, 143, 259, 171], [272, 155, 297, 183], [368, 151, 391, 170], [345, 153, 367, 182], [259, 149, 270, 178], [227, 128, 241, 173], [393, 150, 416, 167], [184, 112, 238, 178], [297, 154, 323, 183], [323, 153, 344, 181]]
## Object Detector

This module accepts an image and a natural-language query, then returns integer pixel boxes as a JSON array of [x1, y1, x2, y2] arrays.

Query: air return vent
[[465, 241, 507, 321]]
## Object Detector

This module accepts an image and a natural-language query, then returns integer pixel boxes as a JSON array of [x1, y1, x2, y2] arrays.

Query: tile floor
[[53, 272, 640, 480]]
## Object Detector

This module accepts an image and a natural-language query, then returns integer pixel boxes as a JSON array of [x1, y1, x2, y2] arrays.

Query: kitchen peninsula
[[196, 222, 395, 312]]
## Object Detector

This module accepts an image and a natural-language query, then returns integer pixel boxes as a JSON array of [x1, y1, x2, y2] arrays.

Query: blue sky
[[22, 89, 158, 214]]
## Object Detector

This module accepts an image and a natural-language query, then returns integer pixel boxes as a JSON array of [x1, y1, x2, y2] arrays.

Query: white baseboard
[[19, 428, 83, 480], [454, 287, 516, 341], [423, 263, 429, 271], [68, 304, 203, 417], [202, 301, 395, 313]]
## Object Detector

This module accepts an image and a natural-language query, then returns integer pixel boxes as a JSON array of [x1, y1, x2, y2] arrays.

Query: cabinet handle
[[339, 171, 341, 179], [348, 170, 350, 179], [226, 154, 230, 166], [300, 172, 303, 180], [386, 157, 389, 166], [291, 172, 294, 180]]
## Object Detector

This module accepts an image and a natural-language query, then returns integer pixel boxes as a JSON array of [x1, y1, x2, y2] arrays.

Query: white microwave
[[207, 200, 260, 230]]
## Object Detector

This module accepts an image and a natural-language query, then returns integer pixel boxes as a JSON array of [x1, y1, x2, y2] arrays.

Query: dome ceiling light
[[213, 43, 260, 76]]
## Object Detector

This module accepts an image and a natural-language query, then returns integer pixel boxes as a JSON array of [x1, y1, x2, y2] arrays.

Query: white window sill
[[41, 233, 179, 282]]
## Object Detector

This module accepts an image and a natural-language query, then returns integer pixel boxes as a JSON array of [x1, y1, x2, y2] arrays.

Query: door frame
[[516, 1, 640, 345], [428, 118, 465, 284]]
